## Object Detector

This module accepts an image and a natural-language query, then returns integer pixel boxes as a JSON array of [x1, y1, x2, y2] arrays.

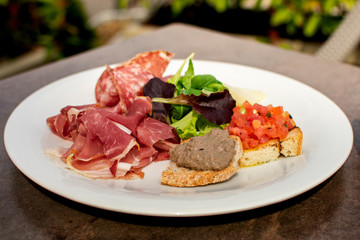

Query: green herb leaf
[[168, 52, 195, 86], [177, 73, 227, 96]]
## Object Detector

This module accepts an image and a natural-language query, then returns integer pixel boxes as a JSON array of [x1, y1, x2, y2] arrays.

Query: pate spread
[[169, 128, 237, 171]]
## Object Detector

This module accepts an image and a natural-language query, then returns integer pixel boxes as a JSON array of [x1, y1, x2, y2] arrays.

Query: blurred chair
[[315, 0, 360, 62]]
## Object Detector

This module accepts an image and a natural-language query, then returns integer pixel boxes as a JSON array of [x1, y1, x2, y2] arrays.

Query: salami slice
[[95, 50, 174, 112], [123, 50, 174, 77], [111, 65, 155, 113]]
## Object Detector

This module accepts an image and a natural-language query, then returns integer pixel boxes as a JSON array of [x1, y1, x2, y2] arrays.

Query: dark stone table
[[1, 23, 359, 239]]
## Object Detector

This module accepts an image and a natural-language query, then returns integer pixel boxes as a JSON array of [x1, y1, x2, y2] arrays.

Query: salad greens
[[168, 54, 227, 97], [171, 110, 225, 139], [145, 53, 236, 139]]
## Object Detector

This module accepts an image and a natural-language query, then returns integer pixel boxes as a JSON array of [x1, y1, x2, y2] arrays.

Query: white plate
[[4, 60, 353, 217]]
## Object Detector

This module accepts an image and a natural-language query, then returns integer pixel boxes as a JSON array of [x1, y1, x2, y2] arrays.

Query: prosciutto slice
[[46, 51, 178, 179], [46, 104, 96, 141], [136, 117, 177, 147], [80, 109, 137, 160], [48, 97, 178, 179], [95, 96, 152, 135], [95, 50, 174, 113]]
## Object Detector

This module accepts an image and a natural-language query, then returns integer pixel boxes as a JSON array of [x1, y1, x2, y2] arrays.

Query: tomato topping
[[228, 101, 296, 149]]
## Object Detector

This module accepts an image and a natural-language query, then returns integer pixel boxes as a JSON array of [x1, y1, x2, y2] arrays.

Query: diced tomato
[[233, 116, 246, 128], [248, 138, 259, 149], [254, 103, 268, 116], [254, 126, 265, 139], [242, 140, 250, 150], [243, 101, 253, 111], [275, 118, 285, 128], [239, 129, 249, 140], [259, 134, 270, 144], [278, 126, 289, 140], [243, 124, 254, 135], [266, 127, 278, 138], [228, 101, 296, 149], [228, 126, 239, 136], [228, 126, 248, 140], [232, 105, 242, 115], [252, 119, 262, 129], [271, 106, 283, 115]]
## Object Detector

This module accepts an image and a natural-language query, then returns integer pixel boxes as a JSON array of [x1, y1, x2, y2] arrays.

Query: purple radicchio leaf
[[142, 77, 176, 123], [191, 89, 236, 125]]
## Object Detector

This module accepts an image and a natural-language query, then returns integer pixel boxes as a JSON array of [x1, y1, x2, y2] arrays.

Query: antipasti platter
[[4, 53, 353, 216]]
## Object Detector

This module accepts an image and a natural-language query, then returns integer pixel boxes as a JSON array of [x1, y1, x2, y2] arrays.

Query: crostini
[[161, 129, 243, 187]]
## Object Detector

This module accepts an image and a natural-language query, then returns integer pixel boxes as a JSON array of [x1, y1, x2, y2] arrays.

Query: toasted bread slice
[[239, 139, 280, 167], [280, 127, 303, 157], [239, 127, 303, 167], [161, 135, 243, 187]]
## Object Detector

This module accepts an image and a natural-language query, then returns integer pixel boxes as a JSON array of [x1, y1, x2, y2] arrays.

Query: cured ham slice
[[47, 97, 152, 143], [80, 109, 137, 160], [68, 131, 104, 161], [95, 50, 174, 113], [136, 117, 177, 147], [49, 97, 178, 179], [70, 157, 116, 178], [95, 96, 152, 134], [47, 51, 179, 180], [118, 145, 158, 172], [46, 104, 96, 140]]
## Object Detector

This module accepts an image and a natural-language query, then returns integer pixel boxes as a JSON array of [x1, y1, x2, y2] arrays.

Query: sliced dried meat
[[112, 65, 155, 113], [46, 104, 96, 140], [95, 50, 174, 112], [47, 51, 179, 179], [94, 67, 119, 107], [136, 117, 178, 147], [123, 50, 174, 77], [54, 97, 179, 179], [79, 109, 137, 160], [71, 131, 104, 161], [96, 96, 153, 135]]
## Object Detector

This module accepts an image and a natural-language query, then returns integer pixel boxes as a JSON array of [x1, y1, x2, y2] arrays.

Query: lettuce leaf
[[170, 104, 192, 123], [170, 110, 225, 139], [170, 110, 199, 139]]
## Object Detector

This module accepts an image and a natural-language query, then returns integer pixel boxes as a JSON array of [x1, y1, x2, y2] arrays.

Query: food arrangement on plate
[[46, 50, 303, 187]]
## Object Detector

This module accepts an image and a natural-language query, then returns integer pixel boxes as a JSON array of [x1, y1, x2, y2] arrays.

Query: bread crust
[[161, 161, 239, 187], [239, 139, 280, 167], [161, 135, 242, 187], [280, 127, 303, 157], [239, 127, 303, 167]]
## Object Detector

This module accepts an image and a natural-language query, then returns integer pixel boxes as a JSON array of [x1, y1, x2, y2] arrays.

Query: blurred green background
[[0, 0, 357, 79]]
